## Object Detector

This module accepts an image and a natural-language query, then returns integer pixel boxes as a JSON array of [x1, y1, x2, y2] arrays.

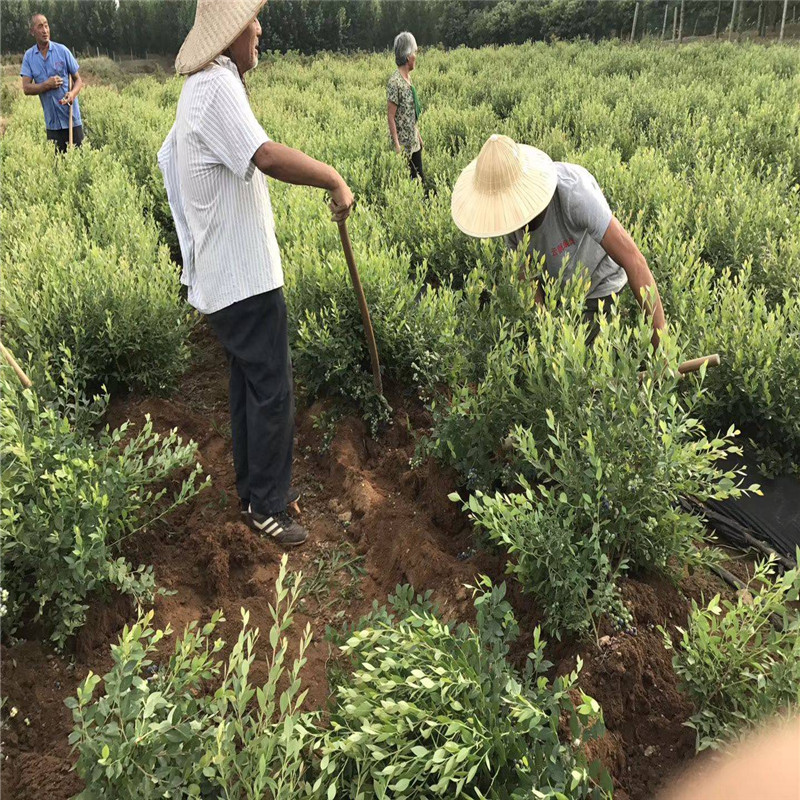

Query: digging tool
[[677, 353, 720, 375], [639, 353, 720, 382], [68, 74, 73, 148], [0, 341, 33, 388], [337, 219, 383, 396]]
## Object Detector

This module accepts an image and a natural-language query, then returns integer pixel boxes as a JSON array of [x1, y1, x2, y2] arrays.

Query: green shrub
[[699, 276, 800, 463], [419, 250, 566, 487], [445, 276, 753, 638], [72, 43, 800, 462], [0, 100, 192, 394], [282, 193, 468, 428], [78, 57, 128, 89], [0, 359, 207, 648], [67, 556, 315, 799], [317, 579, 611, 799], [67, 562, 610, 798], [1, 78, 21, 115], [662, 555, 800, 752], [379, 163, 501, 287], [636, 219, 800, 464], [80, 81, 179, 254]]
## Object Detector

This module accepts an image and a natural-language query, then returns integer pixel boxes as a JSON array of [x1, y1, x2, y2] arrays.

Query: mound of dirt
[[1, 324, 733, 799]]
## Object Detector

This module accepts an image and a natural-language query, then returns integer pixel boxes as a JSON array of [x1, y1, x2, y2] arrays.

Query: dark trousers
[[409, 148, 424, 182], [584, 293, 617, 345], [206, 288, 294, 516], [47, 125, 84, 153]]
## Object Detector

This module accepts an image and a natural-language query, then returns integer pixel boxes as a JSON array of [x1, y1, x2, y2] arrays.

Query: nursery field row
[[1, 40, 799, 800], [5, 42, 799, 457]]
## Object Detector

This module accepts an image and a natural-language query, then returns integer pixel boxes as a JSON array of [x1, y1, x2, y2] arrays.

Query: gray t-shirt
[[505, 162, 627, 300]]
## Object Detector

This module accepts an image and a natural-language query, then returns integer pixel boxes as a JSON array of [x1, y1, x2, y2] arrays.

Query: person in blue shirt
[[20, 13, 84, 152]]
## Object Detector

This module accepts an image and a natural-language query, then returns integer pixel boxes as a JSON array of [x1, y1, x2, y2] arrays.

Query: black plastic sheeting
[[700, 454, 800, 564]]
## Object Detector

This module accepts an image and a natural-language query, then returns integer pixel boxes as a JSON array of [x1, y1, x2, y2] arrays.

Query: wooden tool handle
[[68, 74, 74, 148], [677, 353, 720, 375], [0, 341, 33, 388], [638, 353, 720, 382], [337, 220, 383, 396]]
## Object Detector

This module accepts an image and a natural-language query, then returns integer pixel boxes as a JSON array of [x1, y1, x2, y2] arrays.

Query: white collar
[[213, 54, 241, 79]]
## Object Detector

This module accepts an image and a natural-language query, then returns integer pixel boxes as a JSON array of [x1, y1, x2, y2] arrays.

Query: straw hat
[[175, 0, 267, 76], [451, 134, 558, 239]]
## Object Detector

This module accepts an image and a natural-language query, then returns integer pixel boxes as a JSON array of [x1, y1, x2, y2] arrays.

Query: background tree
[[0, 0, 795, 56], [1, 0, 32, 55]]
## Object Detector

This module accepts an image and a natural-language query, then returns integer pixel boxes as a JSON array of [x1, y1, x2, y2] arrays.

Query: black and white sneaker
[[240, 488, 301, 517], [247, 508, 308, 547]]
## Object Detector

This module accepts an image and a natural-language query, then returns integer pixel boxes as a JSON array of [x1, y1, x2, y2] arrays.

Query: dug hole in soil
[[1, 324, 734, 800]]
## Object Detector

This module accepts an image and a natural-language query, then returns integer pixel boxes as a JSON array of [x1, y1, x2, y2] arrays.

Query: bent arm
[[387, 101, 401, 152], [61, 72, 83, 105], [21, 75, 52, 95], [252, 141, 353, 221], [600, 216, 666, 348], [70, 71, 83, 98], [253, 140, 342, 191]]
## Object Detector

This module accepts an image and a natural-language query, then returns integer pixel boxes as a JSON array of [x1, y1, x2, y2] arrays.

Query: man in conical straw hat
[[159, 0, 354, 547], [452, 135, 665, 347]]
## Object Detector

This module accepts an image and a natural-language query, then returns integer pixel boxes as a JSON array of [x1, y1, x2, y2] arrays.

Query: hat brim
[[175, 0, 267, 76], [451, 145, 558, 239]]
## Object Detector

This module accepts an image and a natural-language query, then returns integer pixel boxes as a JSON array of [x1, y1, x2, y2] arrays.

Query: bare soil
[[1, 323, 739, 800]]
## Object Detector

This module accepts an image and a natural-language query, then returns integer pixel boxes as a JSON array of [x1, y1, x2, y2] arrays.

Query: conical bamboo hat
[[451, 134, 557, 238], [176, 0, 267, 76]]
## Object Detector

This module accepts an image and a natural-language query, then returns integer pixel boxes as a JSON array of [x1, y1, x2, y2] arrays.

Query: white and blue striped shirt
[[158, 56, 283, 315]]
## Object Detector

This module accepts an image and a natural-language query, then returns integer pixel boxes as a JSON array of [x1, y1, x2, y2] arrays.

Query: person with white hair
[[387, 31, 424, 182]]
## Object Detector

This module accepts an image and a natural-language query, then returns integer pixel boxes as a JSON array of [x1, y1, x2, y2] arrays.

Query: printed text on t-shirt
[[552, 238, 576, 257]]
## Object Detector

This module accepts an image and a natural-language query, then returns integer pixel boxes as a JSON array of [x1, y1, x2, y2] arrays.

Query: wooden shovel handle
[[337, 220, 383, 396], [677, 353, 720, 375], [638, 353, 720, 382], [68, 74, 74, 148], [0, 341, 33, 388]]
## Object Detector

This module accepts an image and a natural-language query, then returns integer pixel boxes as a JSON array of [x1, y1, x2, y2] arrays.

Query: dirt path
[[1, 323, 735, 799]]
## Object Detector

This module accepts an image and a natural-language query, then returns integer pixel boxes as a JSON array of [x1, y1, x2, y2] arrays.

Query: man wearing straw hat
[[158, 0, 354, 548], [452, 135, 665, 348]]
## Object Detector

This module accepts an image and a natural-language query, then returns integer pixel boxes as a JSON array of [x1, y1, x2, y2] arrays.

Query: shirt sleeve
[[199, 71, 270, 182], [65, 47, 79, 75], [387, 75, 400, 106], [562, 165, 613, 244], [20, 51, 33, 78]]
